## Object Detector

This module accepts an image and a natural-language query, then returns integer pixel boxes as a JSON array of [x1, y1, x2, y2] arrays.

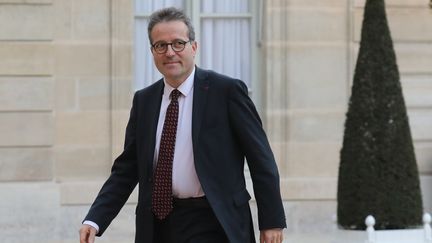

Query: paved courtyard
[[1, 182, 428, 243], [0, 182, 342, 243]]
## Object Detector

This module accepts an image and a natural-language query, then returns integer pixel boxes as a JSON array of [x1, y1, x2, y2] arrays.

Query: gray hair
[[147, 7, 195, 44]]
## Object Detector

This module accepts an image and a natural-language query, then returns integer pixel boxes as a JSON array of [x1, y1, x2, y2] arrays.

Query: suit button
[[148, 178, 152, 183]]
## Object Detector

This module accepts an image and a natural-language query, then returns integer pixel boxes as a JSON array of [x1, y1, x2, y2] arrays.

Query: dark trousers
[[153, 197, 229, 243]]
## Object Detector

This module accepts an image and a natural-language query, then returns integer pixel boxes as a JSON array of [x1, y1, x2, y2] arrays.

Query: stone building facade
[[0, 0, 431, 242]]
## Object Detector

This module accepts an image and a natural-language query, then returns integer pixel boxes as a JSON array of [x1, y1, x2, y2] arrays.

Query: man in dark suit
[[79, 7, 285, 243]]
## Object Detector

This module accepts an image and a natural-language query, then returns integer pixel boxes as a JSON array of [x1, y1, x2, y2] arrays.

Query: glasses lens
[[172, 41, 186, 51], [154, 43, 166, 53]]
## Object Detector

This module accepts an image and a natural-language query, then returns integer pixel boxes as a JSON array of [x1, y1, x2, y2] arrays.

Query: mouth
[[164, 61, 180, 66]]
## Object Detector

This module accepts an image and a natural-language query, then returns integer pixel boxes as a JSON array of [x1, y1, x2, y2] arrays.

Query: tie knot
[[170, 89, 181, 101]]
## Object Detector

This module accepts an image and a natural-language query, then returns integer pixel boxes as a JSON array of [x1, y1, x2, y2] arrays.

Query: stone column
[[110, 0, 134, 160], [0, 1, 54, 182], [263, 0, 349, 201], [263, 0, 290, 178]]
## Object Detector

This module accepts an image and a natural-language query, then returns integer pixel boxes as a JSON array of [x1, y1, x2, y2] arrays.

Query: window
[[134, 0, 260, 103]]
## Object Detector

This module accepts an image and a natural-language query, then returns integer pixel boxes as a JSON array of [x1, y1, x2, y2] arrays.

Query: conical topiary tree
[[337, 0, 423, 230]]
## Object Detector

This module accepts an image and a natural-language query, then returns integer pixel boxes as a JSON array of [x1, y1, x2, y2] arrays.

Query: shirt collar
[[163, 67, 195, 98]]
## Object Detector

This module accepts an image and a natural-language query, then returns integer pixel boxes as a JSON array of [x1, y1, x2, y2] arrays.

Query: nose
[[165, 44, 176, 56]]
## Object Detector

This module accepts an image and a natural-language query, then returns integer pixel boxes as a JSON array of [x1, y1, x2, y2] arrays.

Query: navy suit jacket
[[84, 67, 286, 243]]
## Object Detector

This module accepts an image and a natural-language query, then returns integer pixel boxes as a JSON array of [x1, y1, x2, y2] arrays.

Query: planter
[[332, 213, 432, 243]]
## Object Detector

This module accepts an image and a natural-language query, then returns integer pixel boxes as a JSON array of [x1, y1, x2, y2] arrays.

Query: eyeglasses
[[151, 39, 192, 54]]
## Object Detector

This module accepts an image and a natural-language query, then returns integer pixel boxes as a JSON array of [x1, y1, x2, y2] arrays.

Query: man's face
[[150, 20, 197, 87]]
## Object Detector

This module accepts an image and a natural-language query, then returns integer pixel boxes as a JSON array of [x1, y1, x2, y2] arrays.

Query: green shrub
[[337, 0, 423, 230]]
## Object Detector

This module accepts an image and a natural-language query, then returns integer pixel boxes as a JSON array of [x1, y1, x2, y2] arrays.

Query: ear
[[191, 41, 198, 54]]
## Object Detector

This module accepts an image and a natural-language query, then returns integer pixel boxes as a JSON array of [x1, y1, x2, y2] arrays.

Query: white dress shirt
[[83, 68, 203, 232], [155, 68, 204, 198]]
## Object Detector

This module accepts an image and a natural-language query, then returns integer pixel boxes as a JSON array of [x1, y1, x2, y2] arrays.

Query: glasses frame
[[151, 39, 193, 54]]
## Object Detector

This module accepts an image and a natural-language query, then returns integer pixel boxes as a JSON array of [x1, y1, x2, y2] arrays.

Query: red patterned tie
[[152, 89, 181, 220]]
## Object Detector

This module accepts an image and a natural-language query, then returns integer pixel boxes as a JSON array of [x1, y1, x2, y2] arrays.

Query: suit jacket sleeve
[[83, 92, 139, 236], [228, 80, 286, 230]]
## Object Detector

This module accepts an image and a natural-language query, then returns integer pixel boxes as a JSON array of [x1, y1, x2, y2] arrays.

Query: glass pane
[[135, 0, 184, 14], [200, 19, 251, 87], [135, 18, 162, 90], [201, 0, 249, 13]]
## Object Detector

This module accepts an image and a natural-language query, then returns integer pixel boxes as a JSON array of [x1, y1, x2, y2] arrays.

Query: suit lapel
[[192, 68, 209, 151], [143, 79, 164, 176]]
